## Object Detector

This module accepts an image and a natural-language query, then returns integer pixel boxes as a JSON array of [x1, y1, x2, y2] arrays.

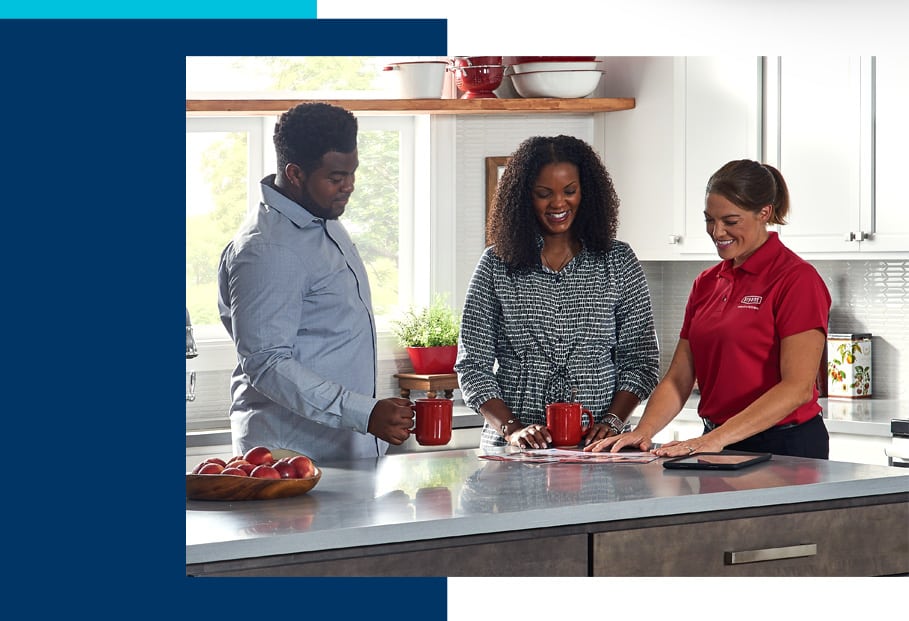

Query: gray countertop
[[186, 446, 909, 565]]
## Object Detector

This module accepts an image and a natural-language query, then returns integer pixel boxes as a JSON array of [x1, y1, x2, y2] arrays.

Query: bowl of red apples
[[186, 445, 321, 501]]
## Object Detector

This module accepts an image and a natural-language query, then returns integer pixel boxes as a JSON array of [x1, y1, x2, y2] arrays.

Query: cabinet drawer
[[593, 501, 908, 576]]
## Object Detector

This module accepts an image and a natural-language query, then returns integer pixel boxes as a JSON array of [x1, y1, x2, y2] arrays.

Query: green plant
[[391, 295, 460, 347]]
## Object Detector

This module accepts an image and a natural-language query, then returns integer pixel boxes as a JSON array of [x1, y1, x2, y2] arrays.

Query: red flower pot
[[406, 346, 458, 375]]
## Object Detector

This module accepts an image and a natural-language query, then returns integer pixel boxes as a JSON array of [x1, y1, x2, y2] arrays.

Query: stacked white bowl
[[507, 57, 603, 98]]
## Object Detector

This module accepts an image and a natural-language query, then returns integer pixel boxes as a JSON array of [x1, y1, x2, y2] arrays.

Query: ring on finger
[[684, 445, 695, 455]]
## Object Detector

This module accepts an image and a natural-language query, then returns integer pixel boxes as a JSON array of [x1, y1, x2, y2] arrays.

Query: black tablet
[[663, 450, 772, 470]]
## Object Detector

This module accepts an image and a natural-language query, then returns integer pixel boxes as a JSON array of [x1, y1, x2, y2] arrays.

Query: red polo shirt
[[680, 232, 831, 427]]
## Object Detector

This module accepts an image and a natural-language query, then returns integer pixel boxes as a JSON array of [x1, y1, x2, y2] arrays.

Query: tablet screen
[[663, 451, 772, 470]]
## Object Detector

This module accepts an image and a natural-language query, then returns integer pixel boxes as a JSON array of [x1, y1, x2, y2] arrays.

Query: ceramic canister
[[827, 333, 872, 398]]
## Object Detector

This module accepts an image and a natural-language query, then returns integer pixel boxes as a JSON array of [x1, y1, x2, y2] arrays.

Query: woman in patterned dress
[[455, 135, 660, 450]]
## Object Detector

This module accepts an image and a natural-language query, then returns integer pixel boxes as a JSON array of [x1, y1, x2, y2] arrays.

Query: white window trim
[[359, 114, 418, 327], [186, 115, 268, 220], [186, 116, 269, 346]]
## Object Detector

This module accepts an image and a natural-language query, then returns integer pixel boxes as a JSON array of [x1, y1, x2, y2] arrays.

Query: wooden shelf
[[186, 97, 635, 116]]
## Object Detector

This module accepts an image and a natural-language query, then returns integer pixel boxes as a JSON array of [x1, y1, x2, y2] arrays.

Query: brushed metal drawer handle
[[724, 543, 817, 565]]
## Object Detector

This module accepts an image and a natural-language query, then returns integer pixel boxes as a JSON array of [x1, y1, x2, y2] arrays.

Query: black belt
[[702, 417, 809, 432]]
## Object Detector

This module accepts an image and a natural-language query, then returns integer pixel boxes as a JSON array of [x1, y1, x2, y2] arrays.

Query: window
[[186, 116, 266, 341], [185, 114, 418, 341]]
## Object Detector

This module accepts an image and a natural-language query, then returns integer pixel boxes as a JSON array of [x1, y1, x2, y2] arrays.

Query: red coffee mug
[[411, 398, 453, 446], [545, 402, 593, 447]]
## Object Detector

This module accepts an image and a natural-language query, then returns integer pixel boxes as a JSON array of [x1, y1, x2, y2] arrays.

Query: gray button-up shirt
[[217, 176, 386, 461]]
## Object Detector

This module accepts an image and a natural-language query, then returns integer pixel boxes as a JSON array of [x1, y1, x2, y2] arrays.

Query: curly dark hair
[[273, 102, 358, 174], [487, 135, 620, 273]]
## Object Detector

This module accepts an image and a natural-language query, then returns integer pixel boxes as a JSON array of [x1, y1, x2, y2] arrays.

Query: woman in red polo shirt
[[586, 159, 832, 459]]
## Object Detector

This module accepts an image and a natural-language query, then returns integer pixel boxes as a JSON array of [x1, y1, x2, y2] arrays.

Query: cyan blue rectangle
[[0, 1, 317, 18]]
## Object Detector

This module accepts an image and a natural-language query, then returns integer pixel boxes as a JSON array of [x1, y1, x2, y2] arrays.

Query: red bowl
[[453, 64, 504, 94], [450, 56, 503, 67]]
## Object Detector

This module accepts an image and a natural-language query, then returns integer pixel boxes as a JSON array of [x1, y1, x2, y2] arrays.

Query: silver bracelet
[[602, 412, 628, 435]]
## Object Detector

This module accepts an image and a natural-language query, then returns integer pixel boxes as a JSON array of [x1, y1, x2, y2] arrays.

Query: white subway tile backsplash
[[642, 259, 909, 399]]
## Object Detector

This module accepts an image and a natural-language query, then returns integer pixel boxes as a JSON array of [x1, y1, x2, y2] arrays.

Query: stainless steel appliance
[[886, 419, 909, 468]]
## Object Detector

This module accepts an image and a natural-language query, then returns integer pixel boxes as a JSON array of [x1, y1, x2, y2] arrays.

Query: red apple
[[250, 464, 281, 479], [243, 446, 274, 466], [197, 463, 224, 475], [204, 457, 227, 468], [226, 458, 255, 474], [221, 467, 249, 477], [273, 461, 296, 479], [287, 455, 316, 479]]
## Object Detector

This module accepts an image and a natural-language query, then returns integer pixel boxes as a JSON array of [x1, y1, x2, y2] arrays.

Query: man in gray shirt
[[218, 103, 414, 462]]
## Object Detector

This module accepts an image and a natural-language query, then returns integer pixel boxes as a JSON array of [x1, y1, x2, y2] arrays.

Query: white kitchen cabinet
[[611, 55, 908, 261], [767, 56, 909, 256], [606, 57, 762, 260], [675, 57, 763, 256], [767, 57, 864, 253], [871, 56, 909, 252]]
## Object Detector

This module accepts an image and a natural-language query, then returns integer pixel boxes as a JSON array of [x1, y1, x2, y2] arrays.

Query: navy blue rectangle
[[0, 18, 446, 618]]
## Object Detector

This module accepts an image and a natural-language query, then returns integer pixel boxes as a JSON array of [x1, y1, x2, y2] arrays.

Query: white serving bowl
[[382, 61, 447, 99], [512, 60, 601, 74], [509, 69, 604, 98]]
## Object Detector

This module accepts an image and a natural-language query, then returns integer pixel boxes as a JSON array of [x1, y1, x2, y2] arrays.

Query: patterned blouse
[[455, 238, 660, 448]]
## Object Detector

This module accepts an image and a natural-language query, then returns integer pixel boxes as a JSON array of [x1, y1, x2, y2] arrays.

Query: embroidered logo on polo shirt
[[738, 295, 763, 310]]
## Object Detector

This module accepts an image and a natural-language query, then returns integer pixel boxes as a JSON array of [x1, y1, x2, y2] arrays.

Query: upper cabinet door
[[870, 57, 909, 252], [771, 56, 863, 253], [767, 56, 909, 256], [677, 57, 763, 255]]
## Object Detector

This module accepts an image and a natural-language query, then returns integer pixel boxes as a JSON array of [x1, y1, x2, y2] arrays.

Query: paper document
[[479, 447, 659, 464]]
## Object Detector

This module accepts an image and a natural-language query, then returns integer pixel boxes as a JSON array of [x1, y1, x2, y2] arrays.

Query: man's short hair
[[274, 102, 358, 173]]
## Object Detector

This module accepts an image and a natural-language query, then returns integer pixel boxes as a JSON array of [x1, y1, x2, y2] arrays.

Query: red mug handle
[[409, 404, 418, 435], [581, 408, 593, 433]]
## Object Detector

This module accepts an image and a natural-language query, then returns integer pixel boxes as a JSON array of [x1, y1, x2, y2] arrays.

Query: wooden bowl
[[186, 467, 321, 501]]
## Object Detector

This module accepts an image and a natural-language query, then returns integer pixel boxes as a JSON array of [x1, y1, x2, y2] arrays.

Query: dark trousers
[[718, 415, 829, 459]]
